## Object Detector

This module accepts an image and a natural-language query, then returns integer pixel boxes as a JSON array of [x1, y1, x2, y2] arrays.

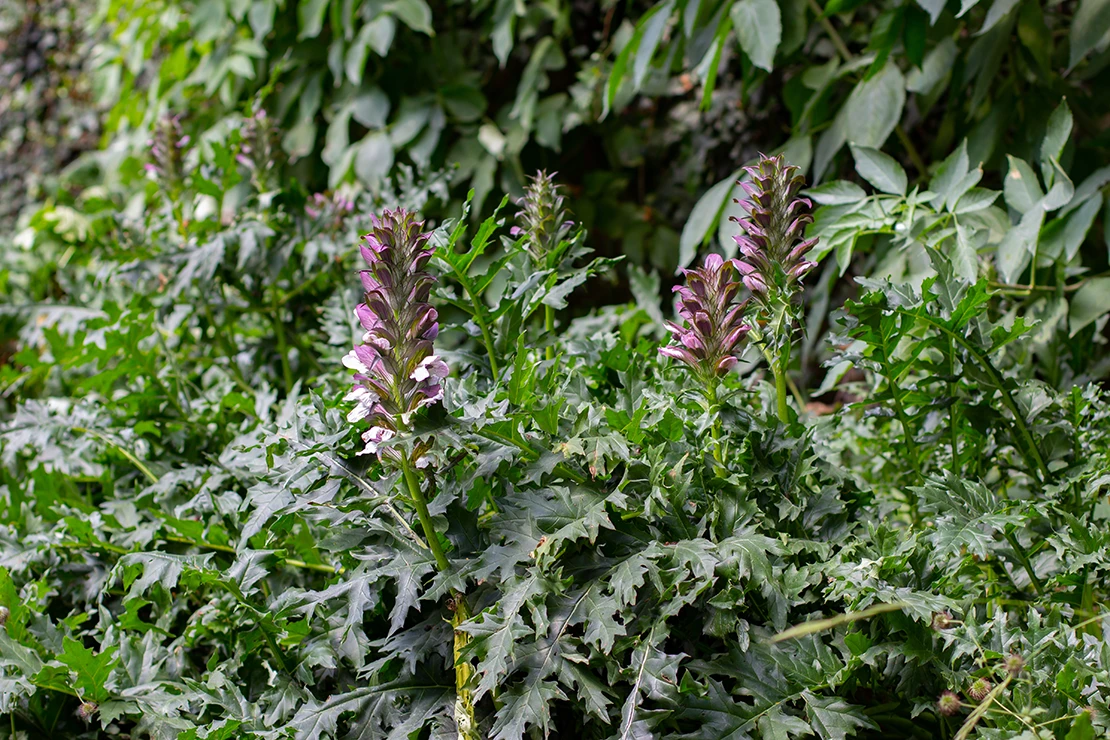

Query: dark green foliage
[[3, 0, 1110, 739]]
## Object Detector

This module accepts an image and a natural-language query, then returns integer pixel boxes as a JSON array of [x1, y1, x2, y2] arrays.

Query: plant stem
[[772, 362, 790, 424], [705, 379, 727, 475], [806, 0, 853, 61], [399, 457, 477, 739], [451, 597, 480, 740], [270, 308, 294, 394], [544, 305, 556, 362], [400, 457, 449, 572]]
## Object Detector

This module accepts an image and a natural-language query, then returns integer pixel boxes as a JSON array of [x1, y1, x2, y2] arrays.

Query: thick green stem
[[544, 305, 555, 362], [270, 307, 294, 394], [705, 379, 727, 476], [400, 458, 449, 572], [772, 363, 790, 424], [451, 597, 480, 740], [399, 457, 477, 739]]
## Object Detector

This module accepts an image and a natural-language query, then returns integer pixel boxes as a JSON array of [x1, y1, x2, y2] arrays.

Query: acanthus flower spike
[[343, 209, 446, 466], [730, 153, 819, 306], [659, 253, 751, 381], [514, 170, 575, 265]]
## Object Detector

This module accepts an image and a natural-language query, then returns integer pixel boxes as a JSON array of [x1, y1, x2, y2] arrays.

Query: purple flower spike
[[659, 254, 751, 379], [343, 209, 446, 464], [146, 114, 188, 192], [729, 154, 819, 305]]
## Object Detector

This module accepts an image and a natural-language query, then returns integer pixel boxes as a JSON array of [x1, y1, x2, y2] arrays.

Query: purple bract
[[343, 209, 447, 461], [660, 253, 750, 379], [731, 154, 819, 303]]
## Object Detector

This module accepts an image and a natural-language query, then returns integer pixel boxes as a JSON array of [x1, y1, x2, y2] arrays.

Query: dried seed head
[[76, 701, 98, 723], [936, 690, 961, 717], [968, 677, 992, 701], [931, 611, 954, 630], [1004, 653, 1025, 676]]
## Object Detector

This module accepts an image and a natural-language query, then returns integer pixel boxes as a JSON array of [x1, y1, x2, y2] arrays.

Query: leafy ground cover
[[3, 1, 1110, 739]]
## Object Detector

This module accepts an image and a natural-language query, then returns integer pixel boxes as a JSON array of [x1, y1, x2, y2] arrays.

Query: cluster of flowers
[[731, 154, 818, 306], [145, 114, 189, 189], [660, 154, 817, 378], [305, 191, 355, 224], [343, 209, 447, 464], [236, 108, 281, 191], [660, 254, 750, 380]]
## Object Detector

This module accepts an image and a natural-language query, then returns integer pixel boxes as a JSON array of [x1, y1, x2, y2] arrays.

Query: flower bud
[[1004, 653, 1024, 676], [515, 170, 575, 265], [76, 701, 98, 723]]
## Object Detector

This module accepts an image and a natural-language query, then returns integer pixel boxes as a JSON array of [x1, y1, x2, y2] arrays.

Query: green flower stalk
[[514, 170, 575, 360], [731, 154, 818, 422], [342, 209, 477, 740]]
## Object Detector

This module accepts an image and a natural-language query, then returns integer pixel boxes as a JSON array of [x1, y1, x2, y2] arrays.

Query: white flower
[[342, 350, 369, 373], [343, 386, 379, 423], [411, 355, 449, 382], [357, 426, 395, 456]]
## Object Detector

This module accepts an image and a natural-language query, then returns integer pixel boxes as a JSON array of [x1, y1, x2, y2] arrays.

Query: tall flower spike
[[237, 108, 282, 192], [660, 253, 750, 380], [343, 209, 447, 464], [145, 114, 189, 192], [731, 154, 819, 304], [513, 170, 574, 264]]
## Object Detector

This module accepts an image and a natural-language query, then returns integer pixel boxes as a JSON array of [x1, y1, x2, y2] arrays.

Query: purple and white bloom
[[731, 154, 819, 306], [344, 209, 446, 463], [660, 253, 751, 379]]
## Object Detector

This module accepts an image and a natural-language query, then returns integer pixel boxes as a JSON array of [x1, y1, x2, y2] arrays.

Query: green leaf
[[731, 0, 782, 72], [803, 691, 878, 740], [1069, 0, 1110, 67], [634, 0, 675, 86], [1066, 711, 1096, 740], [1040, 100, 1073, 186], [55, 637, 118, 703], [385, 0, 434, 35], [1069, 277, 1110, 336], [845, 61, 906, 149], [354, 131, 395, 184], [849, 145, 907, 195], [806, 180, 867, 205], [978, 0, 1020, 34], [1003, 156, 1043, 213], [680, 171, 739, 269], [297, 0, 329, 39]]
